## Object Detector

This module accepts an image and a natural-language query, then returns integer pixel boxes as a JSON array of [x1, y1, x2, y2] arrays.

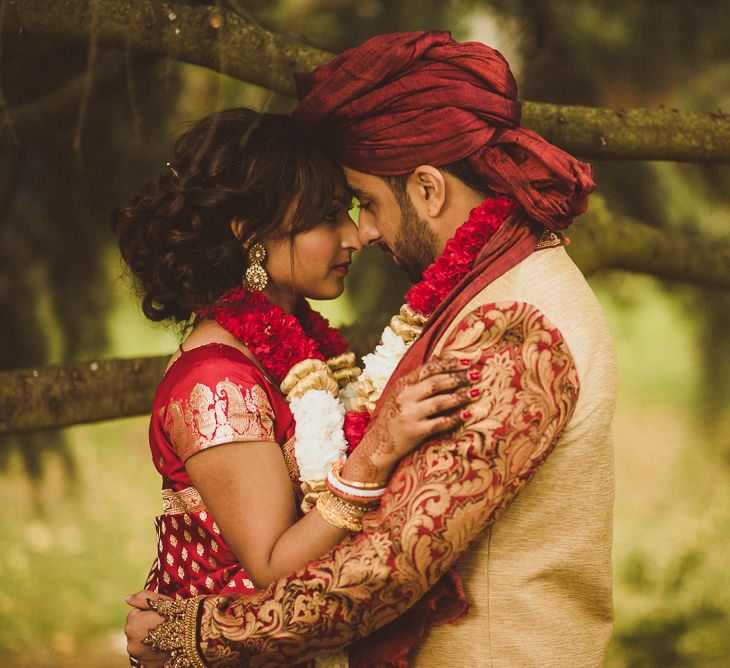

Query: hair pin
[[166, 161, 180, 181]]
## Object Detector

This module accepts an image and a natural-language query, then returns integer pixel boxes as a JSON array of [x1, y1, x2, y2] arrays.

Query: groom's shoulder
[[436, 246, 616, 397]]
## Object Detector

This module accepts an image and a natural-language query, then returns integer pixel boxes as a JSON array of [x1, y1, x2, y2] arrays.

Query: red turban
[[294, 31, 595, 230]]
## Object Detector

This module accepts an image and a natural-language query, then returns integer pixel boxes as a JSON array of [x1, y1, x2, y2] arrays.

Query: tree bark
[[4, 0, 730, 163], [0, 356, 168, 434], [522, 103, 730, 163]]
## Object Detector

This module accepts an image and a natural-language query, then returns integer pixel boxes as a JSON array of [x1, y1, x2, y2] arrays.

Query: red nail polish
[[459, 358, 471, 366], [461, 410, 472, 420], [469, 388, 481, 397], [469, 371, 480, 381]]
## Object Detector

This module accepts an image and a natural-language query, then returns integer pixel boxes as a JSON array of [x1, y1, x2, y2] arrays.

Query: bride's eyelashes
[[324, 207, 341, 222], [323, 204, 357, 224]]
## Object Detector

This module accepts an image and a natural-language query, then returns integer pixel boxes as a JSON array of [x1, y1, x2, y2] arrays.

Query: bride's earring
[[244, 242, 268, 292]]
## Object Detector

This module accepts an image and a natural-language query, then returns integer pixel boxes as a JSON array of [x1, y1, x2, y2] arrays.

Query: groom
[[127, 31, 617, 667]]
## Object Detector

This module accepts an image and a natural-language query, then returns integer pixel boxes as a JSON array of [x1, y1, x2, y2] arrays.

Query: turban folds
[[294, 31, 595, 230]]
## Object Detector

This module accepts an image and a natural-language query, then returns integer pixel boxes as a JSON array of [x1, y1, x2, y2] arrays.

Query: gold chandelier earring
[[244, 242, 268, 292]]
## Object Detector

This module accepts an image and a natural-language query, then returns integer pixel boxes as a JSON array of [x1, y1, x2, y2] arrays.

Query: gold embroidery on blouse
[[162, 486, 207, 515], [164, 380, 275, 460], [281, 435, 301, 489]]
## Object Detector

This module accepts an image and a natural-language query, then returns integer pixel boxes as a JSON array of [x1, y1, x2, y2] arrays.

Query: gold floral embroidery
[[163, 380, 275, 460], [162, 486, 207, 515], [193, 301, 581, 667]]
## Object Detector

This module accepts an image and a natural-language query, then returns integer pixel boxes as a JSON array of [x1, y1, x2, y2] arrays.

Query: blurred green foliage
[[1, 0, 729, 665]]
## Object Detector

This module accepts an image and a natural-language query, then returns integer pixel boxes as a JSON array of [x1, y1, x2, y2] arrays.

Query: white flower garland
[[290, 389, 347, 480], [286, 307, 426, 485]]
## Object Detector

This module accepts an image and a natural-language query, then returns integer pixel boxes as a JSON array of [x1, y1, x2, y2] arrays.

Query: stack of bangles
[[316, 460, 387, 532]]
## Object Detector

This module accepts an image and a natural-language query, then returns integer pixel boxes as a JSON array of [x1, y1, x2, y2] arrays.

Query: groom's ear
[[409, 165, 446, 218]]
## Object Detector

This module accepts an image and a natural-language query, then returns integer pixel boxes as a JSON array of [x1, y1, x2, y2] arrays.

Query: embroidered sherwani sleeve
[[178, 301, 579, 667]]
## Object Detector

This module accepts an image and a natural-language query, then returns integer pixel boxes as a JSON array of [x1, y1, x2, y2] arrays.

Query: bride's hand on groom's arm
[[124, 590, 170, 668], [342, 356, 479, 486]]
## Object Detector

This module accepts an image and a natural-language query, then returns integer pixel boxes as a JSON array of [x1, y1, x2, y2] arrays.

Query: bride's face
[[264, 177, 361, 303]]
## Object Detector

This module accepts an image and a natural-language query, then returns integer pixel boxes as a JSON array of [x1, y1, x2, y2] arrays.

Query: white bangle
[[326, 468, 387, 500]]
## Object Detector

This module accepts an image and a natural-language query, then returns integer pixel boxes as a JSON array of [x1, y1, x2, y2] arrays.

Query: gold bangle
[[142, 596, 206, 668], [316, 490, 367, 532]]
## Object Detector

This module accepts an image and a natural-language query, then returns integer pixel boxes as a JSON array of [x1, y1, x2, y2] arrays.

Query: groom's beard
[[391, 198, 439, 283]]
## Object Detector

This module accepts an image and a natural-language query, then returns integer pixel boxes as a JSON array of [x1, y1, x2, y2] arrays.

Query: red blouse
[[144, 343, 298, 599]]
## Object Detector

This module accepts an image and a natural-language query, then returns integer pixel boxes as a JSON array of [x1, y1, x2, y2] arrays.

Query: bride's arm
[[180, 359, 473, 589]]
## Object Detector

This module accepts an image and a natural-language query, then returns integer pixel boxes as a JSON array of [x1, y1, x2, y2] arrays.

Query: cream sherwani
[[412, 245, 618, 668]]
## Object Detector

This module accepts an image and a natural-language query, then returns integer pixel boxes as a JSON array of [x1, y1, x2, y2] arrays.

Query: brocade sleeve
[[162, 360, 276, 463], [179, 301, 580, 666]]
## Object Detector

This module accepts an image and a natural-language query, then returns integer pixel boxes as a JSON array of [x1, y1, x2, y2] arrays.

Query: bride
[[114, 108, 479, 666]]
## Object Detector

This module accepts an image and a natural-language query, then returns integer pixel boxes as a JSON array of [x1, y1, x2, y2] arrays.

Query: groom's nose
[[357, 217, 382, 247]]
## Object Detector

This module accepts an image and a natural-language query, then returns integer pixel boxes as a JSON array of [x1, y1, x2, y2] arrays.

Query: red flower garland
[[344, 196, 514, 450], [343, 411, 371, 454], [405, 196, 515, 317], [200, 288, 347, 385], [200, 196, 514, 448]]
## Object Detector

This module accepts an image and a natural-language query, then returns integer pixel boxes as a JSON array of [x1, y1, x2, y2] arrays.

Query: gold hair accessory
[[142, 597, 205, 668], [244, 242, 268, 292], [165, 162, 180, 181]]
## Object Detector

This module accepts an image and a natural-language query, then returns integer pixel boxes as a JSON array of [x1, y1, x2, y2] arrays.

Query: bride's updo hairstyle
[[113, 107, 341, 323]]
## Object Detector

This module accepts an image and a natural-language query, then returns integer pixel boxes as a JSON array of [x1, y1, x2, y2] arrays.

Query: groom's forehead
[[342, 168, 386, 197]]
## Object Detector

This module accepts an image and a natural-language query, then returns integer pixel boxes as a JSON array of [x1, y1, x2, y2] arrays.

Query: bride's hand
[[343, 357, 478, 485], [125, 590, 171, 668]]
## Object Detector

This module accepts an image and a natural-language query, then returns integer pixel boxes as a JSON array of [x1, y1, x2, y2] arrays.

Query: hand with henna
[[342, 357, 479, 486]]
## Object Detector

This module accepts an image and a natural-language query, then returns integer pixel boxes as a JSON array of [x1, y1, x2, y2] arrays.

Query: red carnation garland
[[200, 288, 348, 385], [200, 196, 514, 452], [344, 196, 515, 450], [405, 196, 515, 317]]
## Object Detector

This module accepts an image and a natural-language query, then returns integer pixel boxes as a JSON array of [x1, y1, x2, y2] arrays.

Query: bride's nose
[[343, 219, 363, 252]]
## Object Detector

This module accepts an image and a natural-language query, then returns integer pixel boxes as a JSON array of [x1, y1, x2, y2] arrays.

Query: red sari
[[144, 342, 299, 599]]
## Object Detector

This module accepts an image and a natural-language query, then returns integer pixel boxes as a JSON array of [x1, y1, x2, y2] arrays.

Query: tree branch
[[568, 195, 730, 287], [3, 0, 333, 104], [4, 0, 730, 162], [522, 103, 730, 163], [0, 355, 168, 435]]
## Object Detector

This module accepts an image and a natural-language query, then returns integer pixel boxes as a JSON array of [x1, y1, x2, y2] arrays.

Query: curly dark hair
[[112, 107, 341, 322]]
